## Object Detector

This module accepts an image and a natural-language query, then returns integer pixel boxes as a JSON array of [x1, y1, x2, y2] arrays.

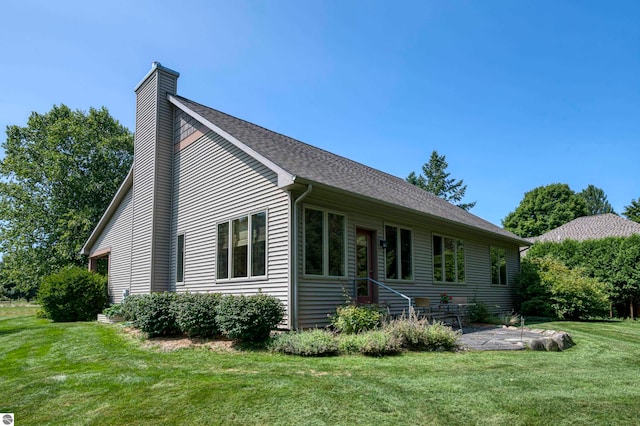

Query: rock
[[553, 332, 575, 350], [527, 331, 574, 351]]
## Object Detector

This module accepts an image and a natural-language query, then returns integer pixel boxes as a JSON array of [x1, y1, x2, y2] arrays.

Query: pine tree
[[407, 150, 476, 211]]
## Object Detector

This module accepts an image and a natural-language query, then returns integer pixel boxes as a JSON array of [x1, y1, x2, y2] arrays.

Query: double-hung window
[[385, 225, 413, 280], [217, 211, 267, 280], [433, 234, 465, 283], [491, 247, 507, 285], [304, 207, 346, 277]]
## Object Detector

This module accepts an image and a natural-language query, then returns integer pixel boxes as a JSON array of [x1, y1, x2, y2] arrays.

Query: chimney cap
[[134, 62, 180, 92]]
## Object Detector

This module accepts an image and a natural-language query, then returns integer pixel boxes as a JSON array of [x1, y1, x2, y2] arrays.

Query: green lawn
[[1, 306, 639, 425]]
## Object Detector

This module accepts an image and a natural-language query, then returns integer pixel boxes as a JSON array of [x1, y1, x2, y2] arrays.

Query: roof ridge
[[173, 95, 528, 245], [175, 95, 449, 203]]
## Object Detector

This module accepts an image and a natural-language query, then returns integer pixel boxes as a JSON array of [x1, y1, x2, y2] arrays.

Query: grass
[[1, 305, 639, 425]]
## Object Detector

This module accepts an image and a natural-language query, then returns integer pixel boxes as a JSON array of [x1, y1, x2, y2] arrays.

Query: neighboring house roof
[[529, 213, 640, 244], [171, 95, 529, 246]]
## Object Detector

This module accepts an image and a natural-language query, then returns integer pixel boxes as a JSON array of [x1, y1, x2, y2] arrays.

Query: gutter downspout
[[292, 184, 313, 330]]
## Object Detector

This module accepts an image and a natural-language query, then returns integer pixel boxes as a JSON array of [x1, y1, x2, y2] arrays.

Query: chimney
[[129, 62, 179, 294]]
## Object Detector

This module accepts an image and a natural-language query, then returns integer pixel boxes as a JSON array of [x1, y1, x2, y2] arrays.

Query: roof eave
[[293, 177, 531, 246], [80, 166, 134, 256]]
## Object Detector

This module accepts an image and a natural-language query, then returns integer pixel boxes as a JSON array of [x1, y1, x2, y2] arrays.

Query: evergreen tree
[[623, 198, 640, 223], [578, 184, 615, 215], [407, 150, 476, 211]]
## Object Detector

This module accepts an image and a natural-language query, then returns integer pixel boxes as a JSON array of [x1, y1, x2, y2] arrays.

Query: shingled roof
[[530, 213, 640, 243], [172, 95, 529, 246]]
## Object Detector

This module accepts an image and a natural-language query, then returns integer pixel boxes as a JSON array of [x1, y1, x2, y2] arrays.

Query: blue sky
[[1, 0, 638, 226]]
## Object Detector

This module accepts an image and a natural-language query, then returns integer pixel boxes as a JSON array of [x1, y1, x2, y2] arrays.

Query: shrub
[[270, 329, 339, 356], [518, 257, 610, 320], [128, 293, 181, 337], [338, 330, 402, 356], [216, 293, 285, 342], [526, 236, 640, 318], [173, 293, 221, 338], [120, 294, 145, 323], [423, 322, 461, 351], [330, 304, 381, 334], [38, 267, 109, 322], [336, 333, 365, 355], [468, 300, 493, 323], [385, 318, 460, 351], [102, 304, 124, 319]]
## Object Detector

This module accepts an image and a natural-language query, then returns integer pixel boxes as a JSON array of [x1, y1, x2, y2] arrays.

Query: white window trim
[[384, 223, 415, 282], [302, 205, 347, 278], [490, 246, 508, 286], [215, 209, 269, 282], [433, 233, 466, 284]]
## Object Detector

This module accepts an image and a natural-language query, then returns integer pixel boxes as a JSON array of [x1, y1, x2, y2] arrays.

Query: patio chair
[[446, 296, 468, 330], [413, 297, 432, 320]]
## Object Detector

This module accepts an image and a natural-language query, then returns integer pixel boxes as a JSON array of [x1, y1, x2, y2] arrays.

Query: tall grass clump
[[385, 317, 460, 351], [270, 329, 339, 356]]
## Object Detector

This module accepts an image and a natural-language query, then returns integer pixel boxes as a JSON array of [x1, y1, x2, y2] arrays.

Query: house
[[81, 62, 530, 329], [529, 213, 640, 243]]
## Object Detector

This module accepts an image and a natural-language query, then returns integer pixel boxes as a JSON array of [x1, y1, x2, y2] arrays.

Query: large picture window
[[385, 225, 413, 280], [304, 207, 345, 277], [433, 235, 465, 283], [491, 247, 507, 285], [217, 211, 267, 280]]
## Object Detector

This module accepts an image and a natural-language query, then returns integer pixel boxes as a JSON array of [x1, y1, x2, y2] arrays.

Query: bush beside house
[[38, 267, 109, 322], [116, 292, 284, 342]]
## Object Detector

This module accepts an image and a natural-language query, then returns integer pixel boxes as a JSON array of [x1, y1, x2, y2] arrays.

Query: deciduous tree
[[407, 150, 476, 211], [0, 104, 133, 299], [502, 183, 588, 238]]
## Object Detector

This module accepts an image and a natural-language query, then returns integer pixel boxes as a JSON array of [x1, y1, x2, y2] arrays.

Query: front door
[[356, 228, 377, 305]]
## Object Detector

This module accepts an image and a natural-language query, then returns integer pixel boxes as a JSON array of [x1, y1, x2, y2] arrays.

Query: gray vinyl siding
[[129, 71, 157, 295], [129, 68, 177, 295], [89, 188, 133, 303], [170, 127, 291, 320], [150, 72, 177, 292], [296, 188, 521, 327]]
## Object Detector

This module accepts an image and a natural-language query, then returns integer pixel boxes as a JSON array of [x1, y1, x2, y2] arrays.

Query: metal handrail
[[353, 277, 412, 313]]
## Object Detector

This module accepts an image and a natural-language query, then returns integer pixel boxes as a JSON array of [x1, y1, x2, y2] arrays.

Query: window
[[385, 225, 413, 280], [491, 247, 507, 285], [304, 207, 346, 277], [176, 234, 185, 283], [433, 235, 465, 283], [217, 211, 267, 280], [251, 212, 267, 276], [217, 223, 229, 279]]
